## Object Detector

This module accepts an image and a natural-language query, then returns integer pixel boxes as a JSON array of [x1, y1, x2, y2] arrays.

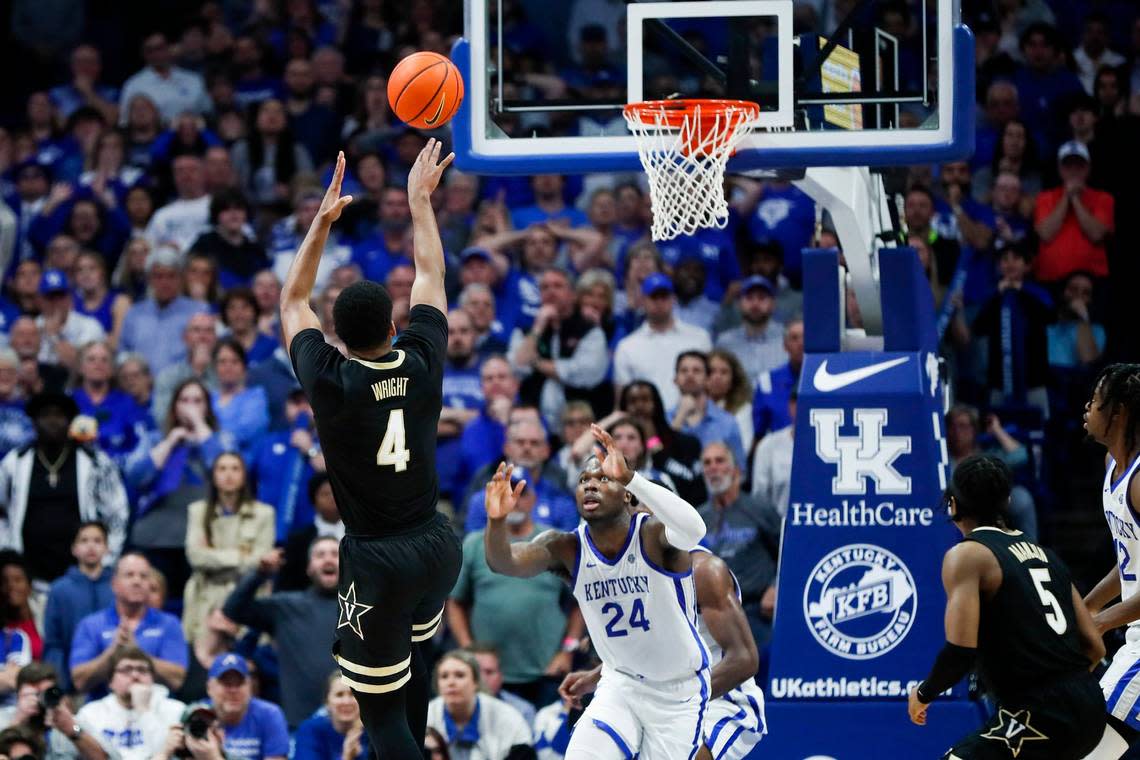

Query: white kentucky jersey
[[1105, 454, 1140, 629], [573, 512, 709, 683]]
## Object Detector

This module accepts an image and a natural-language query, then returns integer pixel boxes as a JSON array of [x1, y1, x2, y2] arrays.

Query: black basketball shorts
[[943, 674, 1106, 760], [332, 512, 462, 694]]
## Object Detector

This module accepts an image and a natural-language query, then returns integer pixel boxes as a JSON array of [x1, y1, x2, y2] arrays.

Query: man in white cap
[[1033, 140, 1114, 285]]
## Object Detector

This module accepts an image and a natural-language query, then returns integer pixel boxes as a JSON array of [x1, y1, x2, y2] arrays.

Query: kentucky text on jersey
[[581, 575, 651, 602], [790, 500, 935, 527], [371, 377, 409, 401], [1104, 509, 1138, 541], [1008, 542, 1049, 564]]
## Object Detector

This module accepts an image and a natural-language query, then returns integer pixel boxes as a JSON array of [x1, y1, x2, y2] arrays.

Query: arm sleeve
[[916, 642, 976, 703], [553, 327, 608, 388], [625, 472, 706, 551]]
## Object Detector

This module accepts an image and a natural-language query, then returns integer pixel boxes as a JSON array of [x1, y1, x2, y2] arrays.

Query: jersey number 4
[[1028, 567, 1068, 635], [602, 599, 651, 638], [376, 409, 411, 472]]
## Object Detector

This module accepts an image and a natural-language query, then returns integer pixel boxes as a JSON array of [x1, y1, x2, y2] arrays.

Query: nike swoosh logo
[[424, 95, 447, 126], [812, 357, 909, 392]]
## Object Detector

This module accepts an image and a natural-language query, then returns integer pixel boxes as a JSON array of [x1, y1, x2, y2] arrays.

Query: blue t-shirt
[[439, 362, 485, 498], [293, 714, 367, 760], [1047, 321, 1106, 369], [510, 205, 588, 230], [71, 388, 145, 460], [70, 607, 187, 695], [250, 429, 317, 541], [465, 479, 578, 533], [351, 236, 407, 284], [746, 183, 816, 285], [216, 698, 290, 760], [653, 227, 742, 302]]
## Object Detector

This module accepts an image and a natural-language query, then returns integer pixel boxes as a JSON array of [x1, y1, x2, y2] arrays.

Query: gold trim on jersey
[[349, 350, 406, 370], [340, 670, 412, 694], [971, 527, 1024, 536], [336, 653, 411, 677]]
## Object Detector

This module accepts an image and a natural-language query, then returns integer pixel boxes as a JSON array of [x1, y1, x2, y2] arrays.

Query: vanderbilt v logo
[[981, 709, 1047, 757]]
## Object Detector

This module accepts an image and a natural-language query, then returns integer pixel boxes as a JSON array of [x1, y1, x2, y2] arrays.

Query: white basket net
[[624, 100, 761, 242]]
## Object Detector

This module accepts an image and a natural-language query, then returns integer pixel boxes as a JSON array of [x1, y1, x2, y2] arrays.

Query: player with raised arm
[[908, 455, 1104, 759], [484, 424, 710, 759], [1081, 363, 1140, 759], [560, 537, 767, 760], [279, 141, 462, 759]]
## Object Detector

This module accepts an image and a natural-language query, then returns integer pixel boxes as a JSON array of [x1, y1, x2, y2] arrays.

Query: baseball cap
[[641, 272, 674, 297], [208, 653, 249, 680], [460, 246, 493, 264], [739, 275, 776, 296], [39, 269, 69, 295], [1056, 140, 1090, 164]]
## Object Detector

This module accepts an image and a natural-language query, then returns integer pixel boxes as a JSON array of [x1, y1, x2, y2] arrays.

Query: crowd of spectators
[[0, 0, 1136, 758]]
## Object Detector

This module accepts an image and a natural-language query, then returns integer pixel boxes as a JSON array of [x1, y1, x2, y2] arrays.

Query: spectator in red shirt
[[1033, 140, 1113, 283]]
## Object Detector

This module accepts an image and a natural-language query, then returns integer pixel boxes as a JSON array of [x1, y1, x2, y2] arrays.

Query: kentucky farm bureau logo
[[803, 543, 916, 660]]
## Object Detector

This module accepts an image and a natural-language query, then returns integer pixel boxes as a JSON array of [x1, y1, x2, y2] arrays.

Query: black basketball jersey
[[966, 527, 1090, 701], [290, 305, 447, 536]]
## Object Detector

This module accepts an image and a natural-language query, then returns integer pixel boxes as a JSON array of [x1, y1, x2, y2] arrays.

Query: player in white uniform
[[561, 543, 767, 760], [483, 424, 710, 759], [1082, 363, 1140, 759]]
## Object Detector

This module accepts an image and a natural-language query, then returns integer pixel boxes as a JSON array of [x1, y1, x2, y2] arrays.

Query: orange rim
[[623, 99, 761, 130]]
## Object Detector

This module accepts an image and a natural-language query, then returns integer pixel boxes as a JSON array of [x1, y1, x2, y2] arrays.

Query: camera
[[175, 706, 218, 758], [186, 714, 211, 741], [38, 685, 64, 711]]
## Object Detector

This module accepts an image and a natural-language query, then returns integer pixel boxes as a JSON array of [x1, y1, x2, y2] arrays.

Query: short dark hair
[[109, 646, 155, 675], [333, 281, 394, 352], [16, 662, 58, 689], [307, 471, 331, 504], [675, 350, 709, 374], [1020, 22, 1058, 51], [0, 725, 44, 760], [219, 287, 261, 324], [906, 184, 936, 205], [74, 520, 108, 542], [945, 454, 1012, 528], [209, 189, 250, 224], [213, 337, 248, 369]]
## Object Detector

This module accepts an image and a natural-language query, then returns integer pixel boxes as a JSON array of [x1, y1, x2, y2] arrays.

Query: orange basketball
[[387, 52, 464, 130]]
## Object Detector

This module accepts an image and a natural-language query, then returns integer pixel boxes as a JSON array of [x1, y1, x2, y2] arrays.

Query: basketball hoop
[[623, 99, 762, 242]]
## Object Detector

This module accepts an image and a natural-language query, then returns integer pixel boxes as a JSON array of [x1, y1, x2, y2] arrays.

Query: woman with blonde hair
[[707, 348, 755, 452], [183, 452, 274, 642], [426, 650, 532, 759]]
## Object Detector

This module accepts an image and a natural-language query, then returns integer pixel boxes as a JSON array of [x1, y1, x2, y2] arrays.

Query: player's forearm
[[1094, 595, 1140, 633], [709, 648, 758, 699], [483, 518, 539, 577], [915, 642, 976, 703], [281, 215, 333, 307], [410, 201, 445, 280], [625, 473, 706, 550], [1085, 568, 1122, 614]]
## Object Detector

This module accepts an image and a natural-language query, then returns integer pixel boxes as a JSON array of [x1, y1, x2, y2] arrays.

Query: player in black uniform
[[908, 455, 1106, 759], [279, 142, 462, 759]]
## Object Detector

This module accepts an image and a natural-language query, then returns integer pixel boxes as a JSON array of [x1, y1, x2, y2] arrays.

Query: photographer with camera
[[200, 655, 286, 760], [76, 647, 185, 760], [152, 703, 228, 760], [0, 663, 107, 760]]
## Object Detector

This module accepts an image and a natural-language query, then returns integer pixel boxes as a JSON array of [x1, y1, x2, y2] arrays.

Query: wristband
[[562, 637, 580, 653], [646, 436, 662, 450]]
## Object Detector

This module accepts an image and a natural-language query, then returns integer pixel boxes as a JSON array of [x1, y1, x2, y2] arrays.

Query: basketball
[[387, 52, 464, 130]]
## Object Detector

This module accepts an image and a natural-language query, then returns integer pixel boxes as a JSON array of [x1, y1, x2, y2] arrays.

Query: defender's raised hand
[[319, 151, 353, 225], [485, 462, 526, 520], [407, 138, 455, 202], [591, 423, 634, 485]]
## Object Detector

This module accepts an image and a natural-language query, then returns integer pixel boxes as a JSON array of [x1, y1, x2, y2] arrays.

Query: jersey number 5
[[1028, 567, 1068, 635], [376, 409, 411, 472]]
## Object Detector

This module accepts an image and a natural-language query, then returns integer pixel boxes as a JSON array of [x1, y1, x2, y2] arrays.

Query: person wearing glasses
[[76, 647, 185, 760]]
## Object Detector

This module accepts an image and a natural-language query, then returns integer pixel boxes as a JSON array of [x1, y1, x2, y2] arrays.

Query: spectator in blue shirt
[[292, 673, 368, 760], [1047, 271, 1105, 369], [933, 161, 996, 253], [741, 179, 816, 287], [119, 247, 210, 377], [654, 228, 741, 303], [42, 521, 113, 692], [669, 351, 746, 467], [210, 340, 269, 459], [0, 348, 33, 458], [48, 45, 119, 121], [459, 283, 510, 358], [350, 186, 410, 281], [439, 309, 485, 503], [69, 553, 188, 696], [220, 289, 278, 367], [206, 654, 289, 760], [510, 175, 588, 230], [250, 387, 324, 541], [1011, 23, 1084, 157], [454, 356, 517, 503], [71, 341, 145, 463], [752, 319, 803, 443]]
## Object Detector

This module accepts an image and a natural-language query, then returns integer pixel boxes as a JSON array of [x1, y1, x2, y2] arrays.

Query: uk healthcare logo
[[811, 408, 911, 495], [803, 543, 917, 660]]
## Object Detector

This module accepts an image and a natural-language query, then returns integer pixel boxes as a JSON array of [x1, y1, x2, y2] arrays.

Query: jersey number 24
[[602, 599, 651, 638], [376, 410, 411, 472]]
